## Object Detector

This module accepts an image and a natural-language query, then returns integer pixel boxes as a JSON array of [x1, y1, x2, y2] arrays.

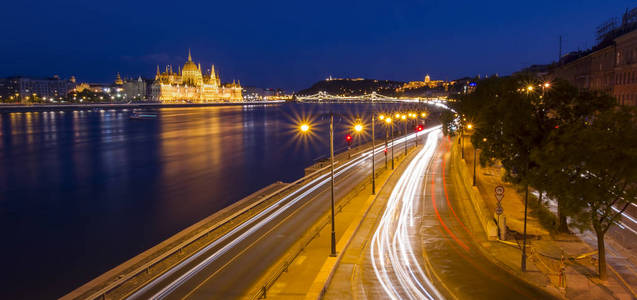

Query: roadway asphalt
[[362, 132, 556, 299], [127, 128, 430, 299]]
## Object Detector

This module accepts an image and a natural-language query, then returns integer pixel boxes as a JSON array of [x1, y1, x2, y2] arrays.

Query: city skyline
[[2, 0, 635, 90]]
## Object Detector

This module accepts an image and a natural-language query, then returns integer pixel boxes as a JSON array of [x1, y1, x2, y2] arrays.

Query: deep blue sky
[[1, 0, 634, 91]]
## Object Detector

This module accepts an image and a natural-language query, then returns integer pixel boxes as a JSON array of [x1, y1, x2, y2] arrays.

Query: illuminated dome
[[183, 49, 199, 73], [183, 60, 198, 72]]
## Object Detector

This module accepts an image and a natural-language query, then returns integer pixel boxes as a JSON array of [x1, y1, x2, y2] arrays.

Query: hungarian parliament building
[[150, 50, 242, 102]]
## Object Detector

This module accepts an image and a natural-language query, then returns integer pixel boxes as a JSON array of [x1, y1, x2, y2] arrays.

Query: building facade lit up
[[150, 50, 242, 103]]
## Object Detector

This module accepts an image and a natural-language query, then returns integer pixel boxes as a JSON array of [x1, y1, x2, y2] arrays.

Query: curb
[[304, 146, 421, 300]]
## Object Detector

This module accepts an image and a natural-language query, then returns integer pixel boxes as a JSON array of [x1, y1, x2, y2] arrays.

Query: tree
[[529, 80, 616, 232], [536, 107, 637, 280], [440, 110, 456, 136]]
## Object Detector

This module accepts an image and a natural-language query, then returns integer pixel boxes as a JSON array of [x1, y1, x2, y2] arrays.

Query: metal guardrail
[[84, 164, 333, 300], [249, 163, 379, 300], [85, 131, 418, 300], [249, 141, 415, 300]]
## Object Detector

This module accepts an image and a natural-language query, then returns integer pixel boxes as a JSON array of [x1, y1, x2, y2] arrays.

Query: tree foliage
[[447, 74, 635, 279]]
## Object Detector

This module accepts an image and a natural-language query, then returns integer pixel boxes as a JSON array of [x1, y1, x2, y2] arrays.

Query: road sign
[[495, 186, 504, 201], [495, 186, 504, 215]]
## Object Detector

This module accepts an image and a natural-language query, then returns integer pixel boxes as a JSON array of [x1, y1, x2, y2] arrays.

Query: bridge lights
[[299, 123, 310, 133]]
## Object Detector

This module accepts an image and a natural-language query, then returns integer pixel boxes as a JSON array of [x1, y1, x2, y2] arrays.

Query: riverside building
[[150, 50, 242, 103]]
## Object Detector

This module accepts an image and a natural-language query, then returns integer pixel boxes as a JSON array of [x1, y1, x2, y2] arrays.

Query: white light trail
[[129, 129, 433, 299], [370, 129, 443, 300]]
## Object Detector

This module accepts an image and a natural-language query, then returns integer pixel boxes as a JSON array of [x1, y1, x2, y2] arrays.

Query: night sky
[[1, 0, 634, 91]]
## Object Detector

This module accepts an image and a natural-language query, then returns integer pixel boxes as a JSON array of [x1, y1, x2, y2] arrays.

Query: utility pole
[[371, 103, 376, 195], [329, 112, 336, 257]]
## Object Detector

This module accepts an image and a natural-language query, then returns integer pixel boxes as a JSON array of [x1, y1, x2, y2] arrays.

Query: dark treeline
[[442, 74, 637, 280]]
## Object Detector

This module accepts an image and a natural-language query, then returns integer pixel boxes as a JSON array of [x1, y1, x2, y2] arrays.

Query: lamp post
[[473, 146, 477, 186], [298, 117, 336, 257], [328, 113, 336, 257], [353, 120, 373, 194], [409, 113, 417, 146], [371, 115, 375, 194], [379, 115, 388, 170], [386, 117, 394, 170], [401, 114, 407, 156]]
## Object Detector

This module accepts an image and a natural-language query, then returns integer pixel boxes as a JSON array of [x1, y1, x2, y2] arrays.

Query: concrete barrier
[[450, 140, 498, 240]]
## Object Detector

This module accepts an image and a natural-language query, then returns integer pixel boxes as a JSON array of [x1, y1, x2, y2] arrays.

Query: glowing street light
[[384, 117, 394, 170], [297, 116, 337, 257], [354, 123, 363, 133]]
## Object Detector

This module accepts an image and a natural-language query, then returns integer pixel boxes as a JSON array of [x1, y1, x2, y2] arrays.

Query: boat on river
[[129, 112, 158, 120]]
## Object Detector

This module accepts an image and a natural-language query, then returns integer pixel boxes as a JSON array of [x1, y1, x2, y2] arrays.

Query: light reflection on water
[[0, 103, 408, 299]]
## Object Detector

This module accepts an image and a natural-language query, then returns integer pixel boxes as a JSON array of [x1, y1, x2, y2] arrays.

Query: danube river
[[0, 103, 420, 299]]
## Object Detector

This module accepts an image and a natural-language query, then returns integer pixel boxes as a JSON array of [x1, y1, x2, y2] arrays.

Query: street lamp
[[385, 117, 394, 170], [401, 114, 408, 156], [298, 116, 337, 257], [409, 113, 418, 146]]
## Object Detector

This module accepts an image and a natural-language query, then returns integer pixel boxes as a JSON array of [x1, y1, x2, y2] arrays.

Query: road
[[365, 131, 555, 299], [126, 127, 435, 300]]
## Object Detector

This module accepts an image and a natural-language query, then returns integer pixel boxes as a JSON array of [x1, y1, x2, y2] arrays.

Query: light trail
[[129, 128, 434, 299], [370, 129, 443, 300]]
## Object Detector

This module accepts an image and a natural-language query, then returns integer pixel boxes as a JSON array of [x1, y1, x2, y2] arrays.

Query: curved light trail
[[370, 128, 444, 300], [128, 129, 429, 299]]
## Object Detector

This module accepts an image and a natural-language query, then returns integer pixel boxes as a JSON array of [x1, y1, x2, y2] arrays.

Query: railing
[[84, 164, 333, 300], [249, 161, 384, 300], [85, 131, 417, 300], [248, 138, 419, 300]]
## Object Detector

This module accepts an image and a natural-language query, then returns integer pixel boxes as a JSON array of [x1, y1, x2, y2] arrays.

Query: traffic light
[[345, 134, 352, 146], [416, 125, 424, 132]]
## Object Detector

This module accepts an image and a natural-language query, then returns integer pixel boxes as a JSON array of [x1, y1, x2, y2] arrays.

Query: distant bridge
[[296, 91, 449, 106]]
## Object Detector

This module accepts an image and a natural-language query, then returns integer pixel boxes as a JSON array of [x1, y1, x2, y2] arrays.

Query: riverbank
[[0, 101, 285, 112]]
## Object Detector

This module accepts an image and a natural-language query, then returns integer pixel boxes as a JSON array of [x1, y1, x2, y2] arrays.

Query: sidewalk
[[245, 145, 420, 299], [459, 136, 637, 300]]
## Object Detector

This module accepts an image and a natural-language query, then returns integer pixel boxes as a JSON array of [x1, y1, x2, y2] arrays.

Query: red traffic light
[[416, 125, 424, 131], [345, 134, 352, 141]]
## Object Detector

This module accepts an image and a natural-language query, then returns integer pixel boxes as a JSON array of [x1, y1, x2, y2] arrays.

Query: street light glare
[[544, 82, 551, 88], [379, 114, 385, 120], [385, 117, 392, 124], [354, 124, 363, 132], [527, 85, 534, 91], [300, 123, 310, 132], [467, 124, 473, 130]]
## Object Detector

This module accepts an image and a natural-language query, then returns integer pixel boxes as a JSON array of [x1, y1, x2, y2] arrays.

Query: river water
[[0, 103, 424, 299]]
